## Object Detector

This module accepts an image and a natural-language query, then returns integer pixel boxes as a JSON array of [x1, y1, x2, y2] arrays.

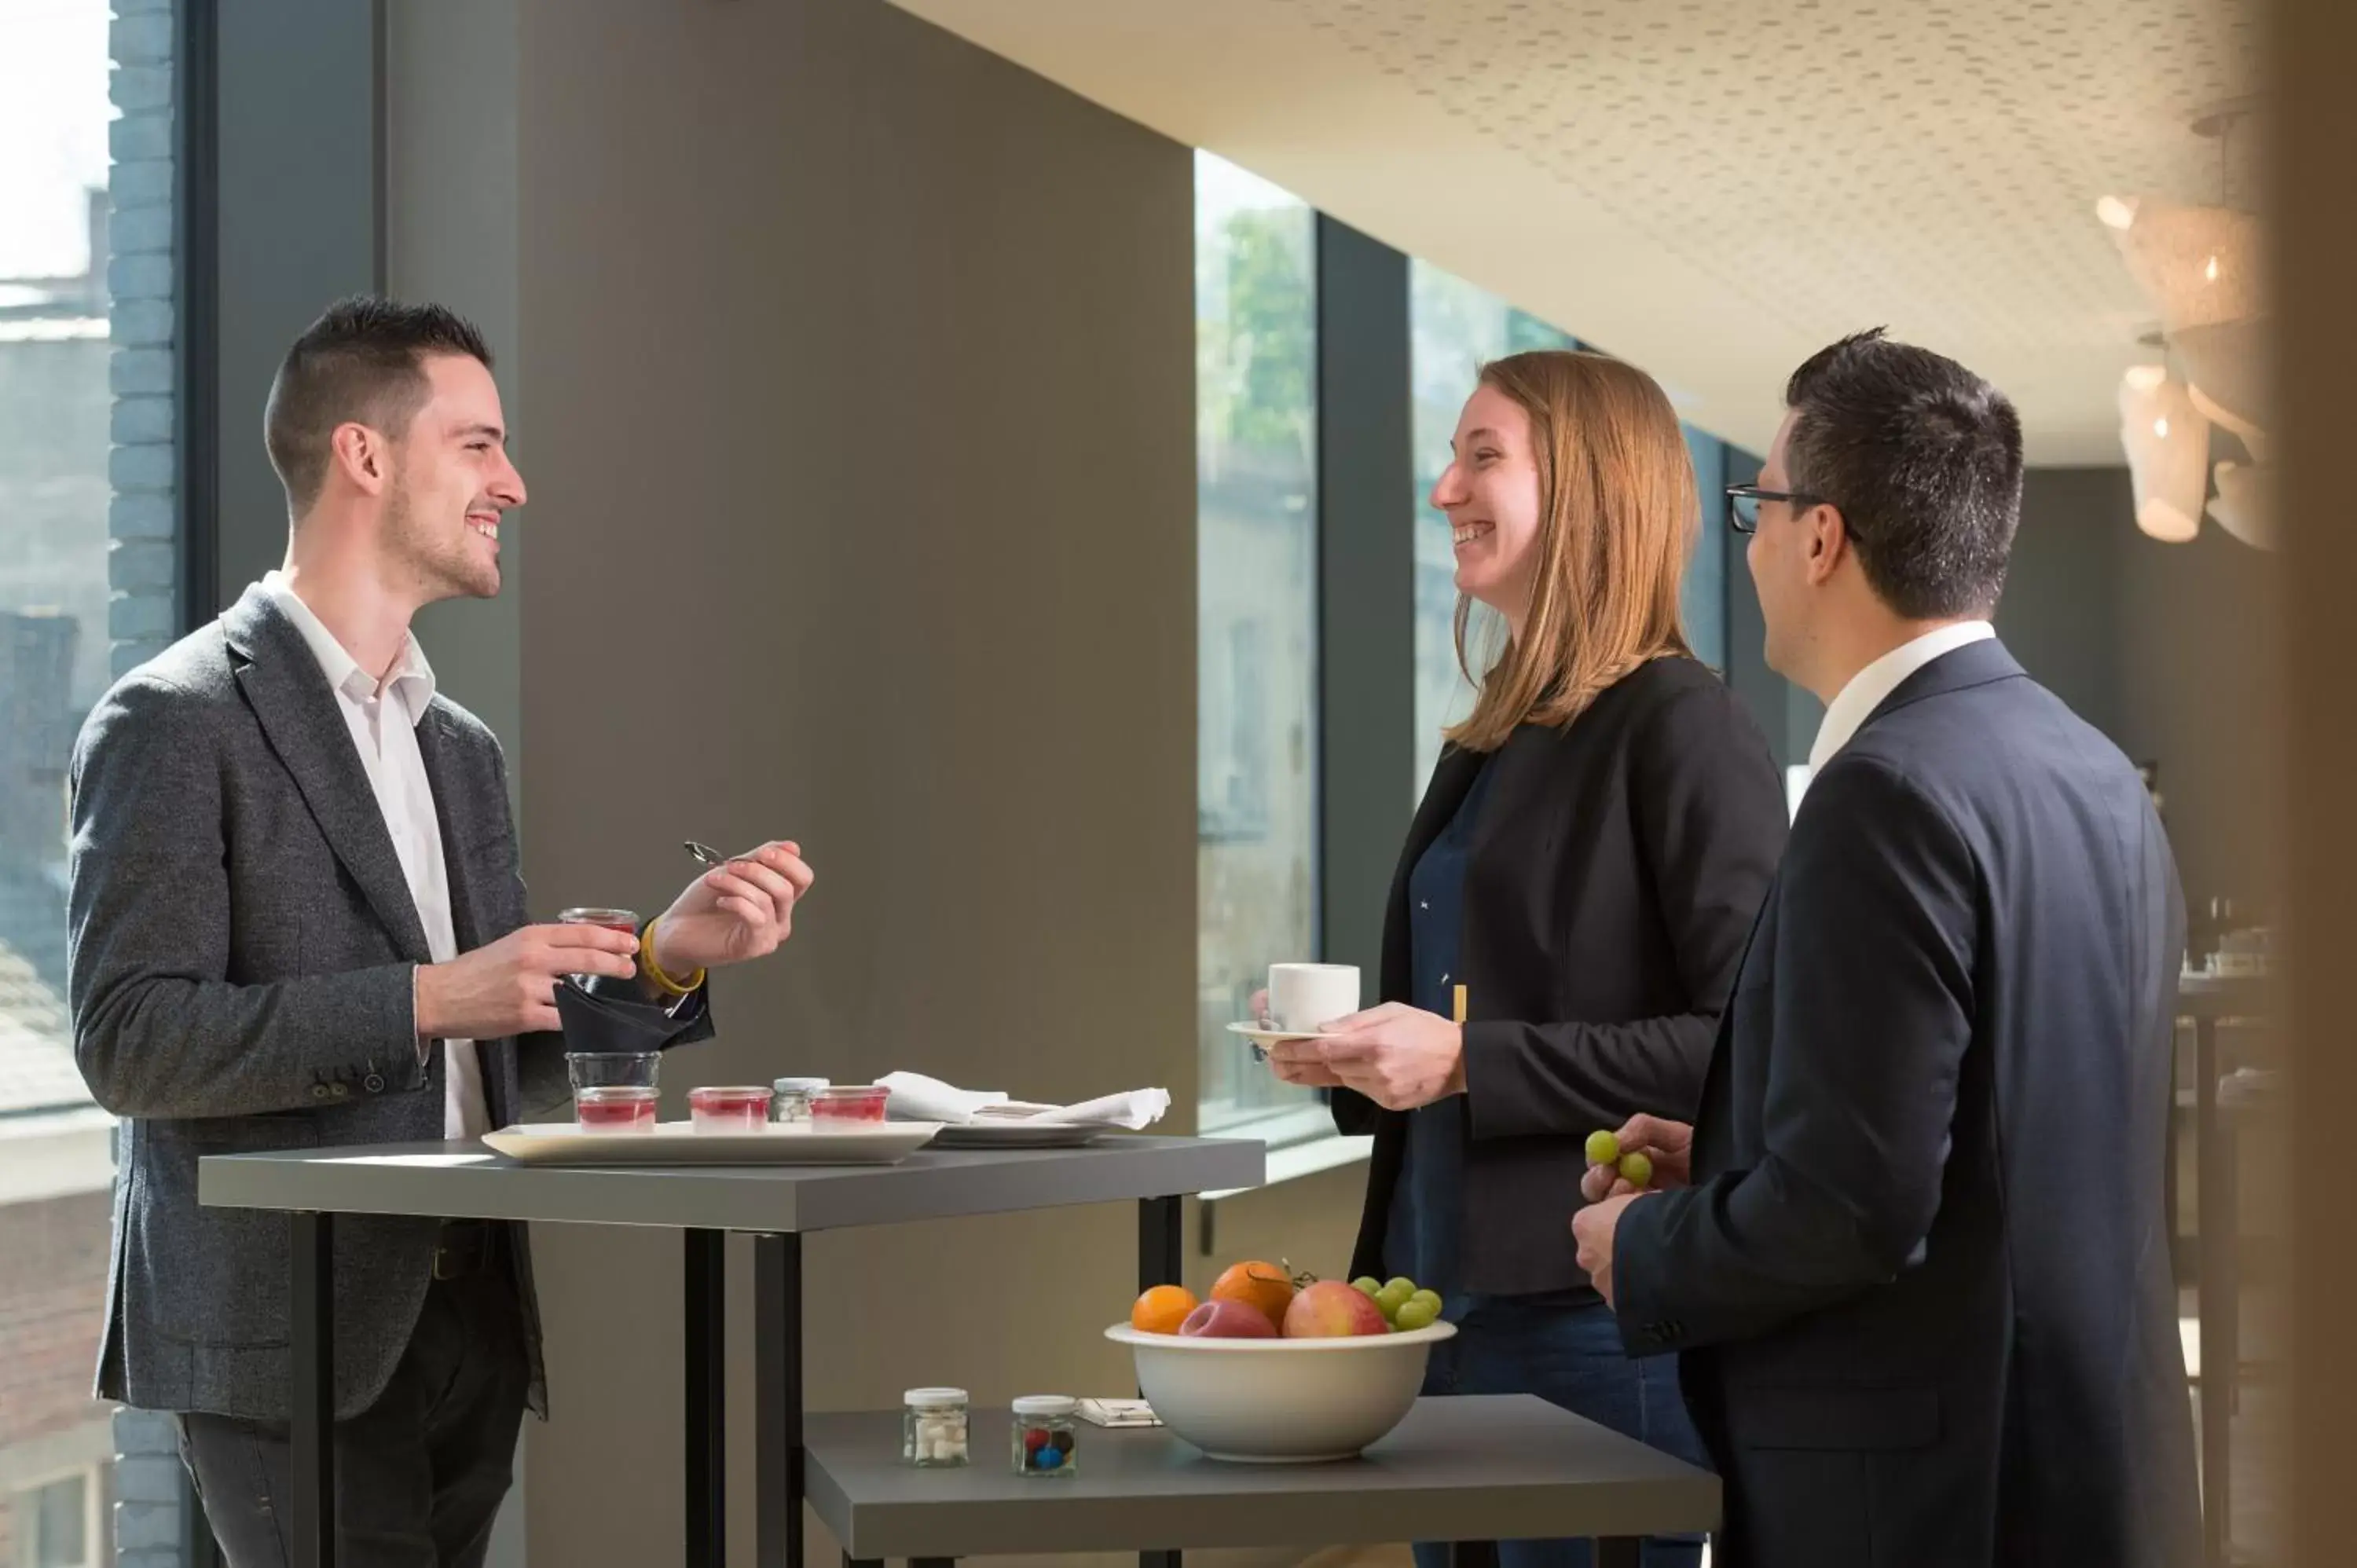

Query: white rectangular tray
[[482, 1121, 944, 1167]]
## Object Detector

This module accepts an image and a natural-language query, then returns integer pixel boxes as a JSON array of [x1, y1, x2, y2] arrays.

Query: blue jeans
[[1409, 1296, 1710, 1568]]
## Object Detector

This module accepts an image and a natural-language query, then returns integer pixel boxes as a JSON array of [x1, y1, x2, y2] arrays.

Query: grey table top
[[2176, 969, 2275, 1020], [198, 1134, 1262, 1233], [806, 1397, 1720, 1557]]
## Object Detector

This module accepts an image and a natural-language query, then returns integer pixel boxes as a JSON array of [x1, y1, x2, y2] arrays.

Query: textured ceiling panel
[[887, 0, 2261, 461]]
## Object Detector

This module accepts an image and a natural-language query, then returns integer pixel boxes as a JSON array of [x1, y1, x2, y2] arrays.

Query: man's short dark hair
[[263, 296, 493, 515], [1782, 328, 2023, 619]]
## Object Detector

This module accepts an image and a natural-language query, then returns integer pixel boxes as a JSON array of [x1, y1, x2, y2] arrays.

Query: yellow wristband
[[640, 919, 706, 997]]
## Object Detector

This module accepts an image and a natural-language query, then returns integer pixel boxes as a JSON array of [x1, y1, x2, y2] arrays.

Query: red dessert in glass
[[558, 908, 640, 988], [812, 1086, 890, 1123], [559, 907, 640, 935], [687, 1086, 774, 1134], [574, 1084, 659, 1133]]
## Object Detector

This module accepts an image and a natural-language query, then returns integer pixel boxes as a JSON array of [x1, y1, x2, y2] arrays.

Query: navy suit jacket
[[1613, 639, 2201, 1568]]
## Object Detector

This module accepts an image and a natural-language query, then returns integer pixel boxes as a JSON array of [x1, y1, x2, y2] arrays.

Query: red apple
[[1179, 1299, 1279, 1339], [1281, 1280, 1390, 1339]]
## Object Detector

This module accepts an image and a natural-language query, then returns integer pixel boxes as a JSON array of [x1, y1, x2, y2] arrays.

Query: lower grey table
[[807, 1395, 1719, 1568], [199, 1134, 1263, 1568]]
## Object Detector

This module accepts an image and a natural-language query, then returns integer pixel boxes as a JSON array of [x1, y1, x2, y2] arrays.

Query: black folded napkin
[[554, 972, 713, 1054]]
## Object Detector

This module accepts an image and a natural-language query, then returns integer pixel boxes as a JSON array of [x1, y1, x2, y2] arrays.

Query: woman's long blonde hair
[[1445, 350, 1699, 753]]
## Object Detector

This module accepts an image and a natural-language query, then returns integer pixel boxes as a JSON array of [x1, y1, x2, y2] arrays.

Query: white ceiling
[[887, 0, 2261, 463]]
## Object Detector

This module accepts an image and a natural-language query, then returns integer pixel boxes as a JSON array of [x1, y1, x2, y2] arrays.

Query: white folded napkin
[[874, 1072, 1169, 1130], [1020, 1087, 1172, 1127], [1076, 1398, 1162, 1428]]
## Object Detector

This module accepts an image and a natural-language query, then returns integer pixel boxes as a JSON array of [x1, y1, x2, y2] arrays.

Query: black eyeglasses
[[1725, 483, 1828, 535]]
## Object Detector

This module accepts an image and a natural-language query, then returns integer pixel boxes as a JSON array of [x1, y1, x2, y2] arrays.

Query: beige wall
[[1993, 467, 2281, 922], [388, 0, 526, 809], [493, 2, 1365, 1563]]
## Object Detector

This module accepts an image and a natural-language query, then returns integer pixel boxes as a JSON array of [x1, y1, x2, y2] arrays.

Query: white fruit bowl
[[1104, 1320, 1457, 1463]]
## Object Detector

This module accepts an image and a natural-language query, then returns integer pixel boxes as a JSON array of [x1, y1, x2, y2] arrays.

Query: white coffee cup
[[1267, 962, 1361, 1035]]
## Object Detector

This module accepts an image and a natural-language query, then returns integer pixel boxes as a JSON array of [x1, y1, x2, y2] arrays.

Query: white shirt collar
[[1807, 621, 1995, 771], [258, 570, 438, 724]]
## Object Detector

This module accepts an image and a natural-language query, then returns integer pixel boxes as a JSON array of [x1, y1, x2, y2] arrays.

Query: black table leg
[[841, 1557, 880, 1568], [1594, 1540, 1640, 1568], [911, 1559, 958, 1568], [1446, 1544, 1498, 1568], [2196, 1016, 2229, 1568], [1138, 1196, 1183, 1568], [2167, 1024, 2182, 1281], [1138, 1194, 1182, 1295], [757, 1233, 804, 1568], [687, 1229, 727, 1568], [290, 1211, 335, 1568]]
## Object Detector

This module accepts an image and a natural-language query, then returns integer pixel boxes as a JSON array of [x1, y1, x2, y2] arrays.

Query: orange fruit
[[1211, 1260, 1299, 1330], [1131, 1284, 1199, 1335]]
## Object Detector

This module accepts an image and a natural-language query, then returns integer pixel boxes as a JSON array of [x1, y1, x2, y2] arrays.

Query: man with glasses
[[1571, 330, 2199, 1566]]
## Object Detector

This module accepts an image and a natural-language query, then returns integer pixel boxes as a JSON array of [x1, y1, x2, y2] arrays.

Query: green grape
[[1394, 1298, 1441, 1332], [1585, 1130, 1620, 1167], [1409, 1288, 1442, 1314], [1384, 1277, 1417, 1295], [1375, 1282, 1413, 1319], [1618, 1152, 1654, 1189], [1351, 1277, 1384, 1298]]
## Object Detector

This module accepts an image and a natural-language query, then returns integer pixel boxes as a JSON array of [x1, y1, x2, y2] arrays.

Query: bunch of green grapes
[[1351, 1275, 1445, 1332]]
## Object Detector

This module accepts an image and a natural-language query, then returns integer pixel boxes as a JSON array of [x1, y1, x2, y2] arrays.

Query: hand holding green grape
[[1581, 1115, 1693, 1202]]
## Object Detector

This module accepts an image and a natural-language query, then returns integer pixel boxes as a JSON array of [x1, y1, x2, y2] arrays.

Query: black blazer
[[1614, 640, 2201, 1568], [1334, 655, 1786, 1295]]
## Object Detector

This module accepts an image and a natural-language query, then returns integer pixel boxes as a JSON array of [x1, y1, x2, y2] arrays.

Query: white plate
[[924, 1121, 1119, 1149], [482, 1121, 944, 1167]]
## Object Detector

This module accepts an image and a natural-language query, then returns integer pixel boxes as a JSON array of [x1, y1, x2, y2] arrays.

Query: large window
[[2, 2, 165, 1559], [1408, 262, 1577, 791], [1408, 260, 1732, 793], [1194, 152, 1319, 1134]]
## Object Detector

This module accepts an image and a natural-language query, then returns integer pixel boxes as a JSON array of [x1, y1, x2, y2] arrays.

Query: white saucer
[[1226, 1021, 1340, 1061], [1225, 1021, 1336, 1044]]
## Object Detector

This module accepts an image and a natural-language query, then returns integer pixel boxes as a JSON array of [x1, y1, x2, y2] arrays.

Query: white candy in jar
[[903, 1387, 970, 1467]]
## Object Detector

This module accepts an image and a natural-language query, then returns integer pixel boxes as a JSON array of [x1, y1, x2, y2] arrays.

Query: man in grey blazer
[[67, 296, 816, 1566]]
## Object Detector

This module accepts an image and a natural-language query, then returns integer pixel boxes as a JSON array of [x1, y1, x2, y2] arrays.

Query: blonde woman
[[1270, 351, 1785, 1568]]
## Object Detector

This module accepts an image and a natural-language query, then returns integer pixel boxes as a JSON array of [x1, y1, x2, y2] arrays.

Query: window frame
[[13, 1464, 102, 1568]]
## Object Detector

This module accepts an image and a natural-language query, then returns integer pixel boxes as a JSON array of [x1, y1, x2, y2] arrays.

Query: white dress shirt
[[261, 573, 488, 1140], [1807, 620, 1996, 773]]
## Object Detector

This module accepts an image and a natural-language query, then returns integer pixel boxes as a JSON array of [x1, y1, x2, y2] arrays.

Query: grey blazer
[[66, 584, 709, 1423]]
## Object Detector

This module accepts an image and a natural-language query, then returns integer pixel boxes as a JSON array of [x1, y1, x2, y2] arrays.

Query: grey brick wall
[[107, 16, 200, 1564], [108, 0, 178, 680], [111, 1408, 192, 1568]]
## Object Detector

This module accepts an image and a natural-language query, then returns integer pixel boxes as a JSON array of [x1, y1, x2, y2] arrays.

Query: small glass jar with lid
[[903, 1388, 969, 1467], [771, 1077, 831, 1125], [1010, 1395, 1078, 1477]]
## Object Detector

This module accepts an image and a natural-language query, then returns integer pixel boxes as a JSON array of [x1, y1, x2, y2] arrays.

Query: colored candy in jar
[[1010, 1395, 1078, 1477]]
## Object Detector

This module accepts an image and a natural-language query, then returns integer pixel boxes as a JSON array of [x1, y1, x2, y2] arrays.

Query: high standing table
[[805, 1394, 1719, 1568], [198, 1134, 1264, 1568], [2176, 969, 2274, 1568]]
